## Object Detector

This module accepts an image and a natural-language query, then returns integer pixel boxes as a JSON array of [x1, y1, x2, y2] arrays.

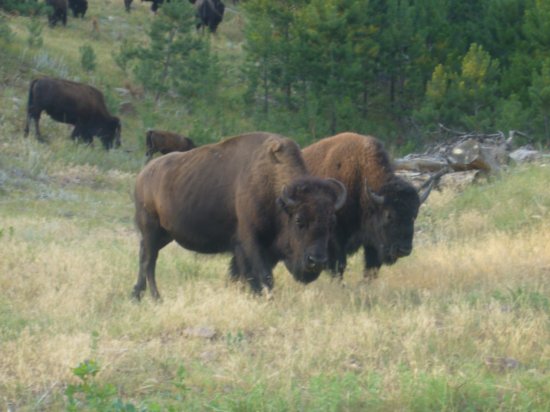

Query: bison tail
[[145, 130, 153, 150]]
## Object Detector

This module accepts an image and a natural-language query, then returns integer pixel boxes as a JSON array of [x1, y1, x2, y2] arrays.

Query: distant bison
[[68, 0, 87, 18], [124, 0, 133, 12], [191, 0, 225, 33], [24, 77, 121, 150], [46, 0, 68, 26], [133, 132, 347, 300], [145, 130, 196, 163], [303, 132, 439, 281], [141, 0, 168, 12]]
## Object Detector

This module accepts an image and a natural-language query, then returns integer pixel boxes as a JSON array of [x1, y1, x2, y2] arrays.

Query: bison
[[141, 0, 168, 12], [46, 0, 67, 27], [124, 0, 133, 12], [24, 77, 121, 150], [133, 132, 347, 300], [68, 0, 87, 18], [192, 0, 225, 33], [145, 129, 196, 163], [302, 132, 439, 281]]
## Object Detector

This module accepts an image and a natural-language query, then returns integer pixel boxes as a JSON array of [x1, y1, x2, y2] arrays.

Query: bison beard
[[303, 132, 438, 281], [133, 132, 347, 300], [24, 77, 121, 150]]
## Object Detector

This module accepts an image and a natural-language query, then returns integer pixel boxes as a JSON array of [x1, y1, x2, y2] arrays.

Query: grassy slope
[[1, 2, 550, 411]]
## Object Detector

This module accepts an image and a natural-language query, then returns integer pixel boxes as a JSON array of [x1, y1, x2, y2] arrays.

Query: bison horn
[[279, 185, 298, 209], [418, 168, 448, 204], [326, 178, 347, 211], [365, 180, 385, 205]]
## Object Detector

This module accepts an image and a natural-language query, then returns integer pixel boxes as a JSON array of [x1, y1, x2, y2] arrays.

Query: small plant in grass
[[80, 44, 97, 72], [26, 17, 43, 48], [65, 359, 140, 411]]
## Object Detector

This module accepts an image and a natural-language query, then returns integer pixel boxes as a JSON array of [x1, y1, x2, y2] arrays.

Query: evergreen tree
[[117, 1, 215, 104]]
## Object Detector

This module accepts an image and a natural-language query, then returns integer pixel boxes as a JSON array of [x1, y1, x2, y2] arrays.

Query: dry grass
[[1, 168, 549, 409]]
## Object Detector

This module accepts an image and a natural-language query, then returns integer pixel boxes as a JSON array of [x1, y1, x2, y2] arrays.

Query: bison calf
[[133, 132, 346, 300], [145, 130, 196, 163], [303, 132, 439, 281], [24, 77, 121, 150]]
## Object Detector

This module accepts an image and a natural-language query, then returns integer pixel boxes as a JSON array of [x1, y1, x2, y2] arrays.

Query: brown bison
[[24, 77, 121, 150], [302, 132, 439, 281], [68, 0, 87, 18], [46, 0, 68, 26], [145, 130, 196, 163], [124, 0, 133, 12], [133, 132, 347, 300], [142, 0, 168, 12]]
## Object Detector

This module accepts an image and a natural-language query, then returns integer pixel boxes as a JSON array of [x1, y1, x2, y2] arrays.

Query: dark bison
[[145, 129, 196, 163], [141, 0, 168, 12], [68, 0, 87, 17], [302, 132, 439, 281], [133, 132, 347, 300], [46, 0, 67, 27], [191, 0, 225, 33], [124, 0, 133, 12], [24, 77, 121, 150]]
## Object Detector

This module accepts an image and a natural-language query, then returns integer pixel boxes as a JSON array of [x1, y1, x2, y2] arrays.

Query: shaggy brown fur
[[303, 132, 433, 280], [133, 132, 347, 300], [145, 130, 196, 163]]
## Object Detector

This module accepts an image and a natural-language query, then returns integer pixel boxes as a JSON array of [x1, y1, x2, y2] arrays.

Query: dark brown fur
[[133, 132, 347, 300], [303, 132, 425, 280], [145, 130, 196, 163], [24, 77, 121, 150], [46, 0, 67, 26]]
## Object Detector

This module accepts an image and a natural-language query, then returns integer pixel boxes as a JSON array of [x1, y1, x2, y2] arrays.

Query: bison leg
[[133, 210, 172, 301], [363, 245, 381, 281]]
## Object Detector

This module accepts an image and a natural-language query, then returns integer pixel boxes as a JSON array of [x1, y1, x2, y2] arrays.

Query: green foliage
[[26, 17, 43, 48], [66, 360, 141, 412], [117, 2, 216, 105], [79, 44, 97, 72], [0, 0, 43, 15], [0, 13, 12, 42]]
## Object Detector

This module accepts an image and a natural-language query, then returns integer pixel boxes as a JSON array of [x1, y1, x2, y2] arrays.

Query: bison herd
[[23, 0, 439, 300], [45, 0, 225, 33], [23, 74, 439, 299]]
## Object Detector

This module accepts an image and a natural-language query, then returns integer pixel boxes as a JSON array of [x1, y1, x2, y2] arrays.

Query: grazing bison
[[133, 132, 347, 300], [68, 0, 87, 18], [192, 0, 225, 33], [145, 129, 196, 163], [124, 0, 133, 12], [46, 0, 68, 27], [142, 0, 168, 12], [302, 132, 439, 281], [24, 77, 121, 150]]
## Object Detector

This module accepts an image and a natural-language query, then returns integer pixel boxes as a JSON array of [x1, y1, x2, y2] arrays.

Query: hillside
[[1, 2, 550, 411]]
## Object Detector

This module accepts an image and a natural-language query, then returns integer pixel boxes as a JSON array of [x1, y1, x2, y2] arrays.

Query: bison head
[[362, 175, 437, 265], [99, 117, 122, 149], [278, 177, 346, 284]]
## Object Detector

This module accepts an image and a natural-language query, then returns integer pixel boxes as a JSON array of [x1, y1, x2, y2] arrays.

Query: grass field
[[1, 1, 550, 410]]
